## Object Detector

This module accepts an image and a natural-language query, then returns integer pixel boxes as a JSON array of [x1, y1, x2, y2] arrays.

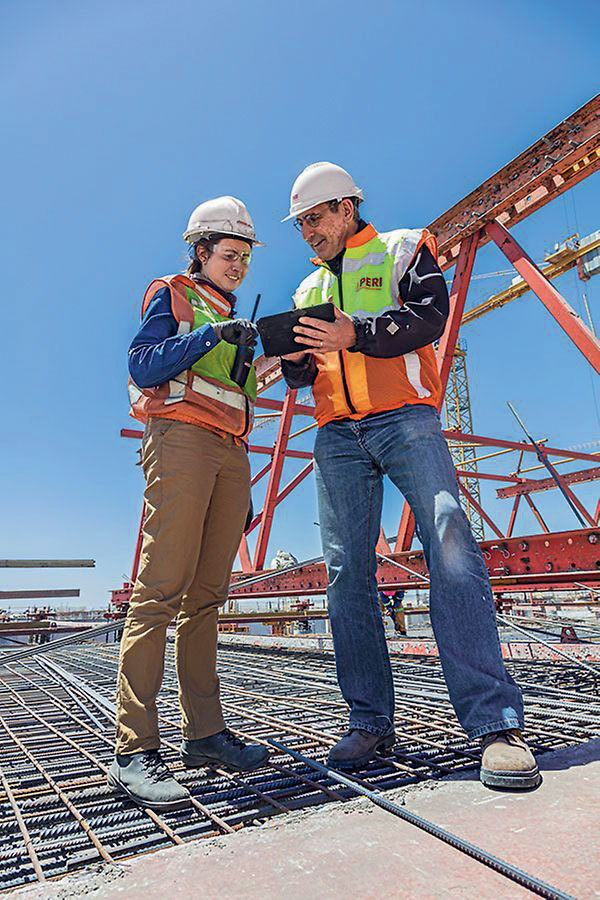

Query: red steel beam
[[248, 445, 313, 460], [457, 481, 504, 539], [121, 428, 144, 439], [376, 529, 392, 555], [219, 610, 330, 625], [238, 535, 252, 573], [436, 231, 480, 388], [130, 502, 146, 584], [395, 504, 415, 554], [506, 495, 522, 539], [431, 95, 600, 269], [244, 461, 315, 537], [456, 469, 520, 483], [524, 495, 550, 534], [251, 460, 273, 487], [231, 527, 600, 598], [253, 390, 298, 570], [255, 396, 315, 416], [255, 356, 283, 394], [486, 220, 600, 373], [441, 431, 600, 464], [395, 232, 480, 553], [523, 444, 596, 528], [230, 572, 600, 599], [497, 465, 600, 498], [275, 461, 314, 506]]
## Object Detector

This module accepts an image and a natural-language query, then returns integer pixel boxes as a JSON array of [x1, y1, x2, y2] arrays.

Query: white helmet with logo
[[282, 162, 363, 222], [183, 196, 264, 246]]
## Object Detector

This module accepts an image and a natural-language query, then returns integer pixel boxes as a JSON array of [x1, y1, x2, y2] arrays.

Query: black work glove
[[213, 319, 258, 347]]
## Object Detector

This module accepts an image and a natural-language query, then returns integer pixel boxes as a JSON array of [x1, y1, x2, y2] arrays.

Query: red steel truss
[[121, 95, 600, 601], [229, 527, 600, 599], [431, 95, 600, 269]]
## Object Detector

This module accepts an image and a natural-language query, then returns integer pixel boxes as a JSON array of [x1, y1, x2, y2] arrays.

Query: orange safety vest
[[293, 224, 442, 427], [129, 274, 255, 439]]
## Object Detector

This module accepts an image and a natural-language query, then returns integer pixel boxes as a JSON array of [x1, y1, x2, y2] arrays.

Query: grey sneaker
[[181, 728, 269, 772], [327, 728, 396, 770], [108, 750, 191, 811], [480, 729, 541, 789]]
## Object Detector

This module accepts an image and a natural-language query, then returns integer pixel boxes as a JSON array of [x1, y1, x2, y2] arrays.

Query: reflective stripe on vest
[[191, 375, 247, 410], [128, 381, 144, 405], [403, 351, 431, 399], [160, 372, 248, 411], [163, 376, 187, 405], [193, 284, 231, 317]]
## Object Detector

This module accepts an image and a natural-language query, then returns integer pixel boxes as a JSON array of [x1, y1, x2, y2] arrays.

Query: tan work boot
[[480, 729, 540, 789]]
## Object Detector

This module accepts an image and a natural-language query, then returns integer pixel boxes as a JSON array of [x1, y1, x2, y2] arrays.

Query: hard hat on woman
[[183, 196, 265, 246]]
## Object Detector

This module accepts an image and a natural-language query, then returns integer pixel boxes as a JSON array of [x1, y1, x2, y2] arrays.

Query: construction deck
[[1, 638, 599, 893]]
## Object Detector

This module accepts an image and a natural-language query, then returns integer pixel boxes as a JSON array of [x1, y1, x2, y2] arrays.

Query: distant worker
[[280, 162, 539, 789], [378, 590, 406, 635], [110, 197, 269, 811]]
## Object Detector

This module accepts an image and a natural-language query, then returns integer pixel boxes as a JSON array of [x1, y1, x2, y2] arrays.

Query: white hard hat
[[282, 162, 363, 222], [183, 196, 264, 246]]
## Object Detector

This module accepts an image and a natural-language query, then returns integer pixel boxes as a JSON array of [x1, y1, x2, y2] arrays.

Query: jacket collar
[[311, 222, 377, 267], [190, 273, 236, 316]]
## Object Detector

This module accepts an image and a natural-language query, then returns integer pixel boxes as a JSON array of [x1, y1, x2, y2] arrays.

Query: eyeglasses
[[212, 247, 252, 267], [293, 211, 325, 233]]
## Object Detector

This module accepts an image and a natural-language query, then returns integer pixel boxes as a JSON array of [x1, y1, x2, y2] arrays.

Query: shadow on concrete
[[535, 736, 600, 771]]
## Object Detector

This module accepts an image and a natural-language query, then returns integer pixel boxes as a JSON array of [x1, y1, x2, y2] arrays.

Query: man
[[280, 162, 539, 789]]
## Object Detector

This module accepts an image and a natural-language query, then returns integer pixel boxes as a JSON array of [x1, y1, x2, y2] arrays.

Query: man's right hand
[[281, 350, 309, 362], [213, 319, 258, 347]]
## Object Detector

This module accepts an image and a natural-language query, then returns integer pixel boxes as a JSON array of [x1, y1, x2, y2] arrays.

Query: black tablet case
[[256, 303, 335, 357]]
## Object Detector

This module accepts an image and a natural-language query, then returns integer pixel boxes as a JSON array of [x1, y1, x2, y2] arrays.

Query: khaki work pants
[[115, 417, 250, 754]]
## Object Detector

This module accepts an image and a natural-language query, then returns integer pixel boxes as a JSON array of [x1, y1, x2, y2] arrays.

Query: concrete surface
[[217, 632, 600, 661], [18, 740, 600, 899]]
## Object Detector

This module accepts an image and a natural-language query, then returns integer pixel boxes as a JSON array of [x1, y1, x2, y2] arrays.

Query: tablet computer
[[256, 303, 335, 357]]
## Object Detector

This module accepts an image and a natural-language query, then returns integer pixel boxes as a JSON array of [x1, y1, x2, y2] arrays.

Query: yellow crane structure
[[462, 230, 600, 325]]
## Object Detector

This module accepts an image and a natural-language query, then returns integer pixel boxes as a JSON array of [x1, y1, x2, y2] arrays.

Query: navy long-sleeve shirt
[[282, 242, 449, 389], [128, 280, 230, 388]]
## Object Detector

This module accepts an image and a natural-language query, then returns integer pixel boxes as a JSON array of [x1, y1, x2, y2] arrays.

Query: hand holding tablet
[[256, 303, 335, 357], [257, 302, 357, 357]]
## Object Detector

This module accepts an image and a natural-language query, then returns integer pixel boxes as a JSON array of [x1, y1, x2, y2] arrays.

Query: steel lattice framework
[[444, 339, 485, 541], [121, 95, 600, 603]]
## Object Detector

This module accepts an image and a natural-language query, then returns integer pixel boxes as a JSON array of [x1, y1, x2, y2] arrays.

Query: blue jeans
[[313, 404, 524, 740]]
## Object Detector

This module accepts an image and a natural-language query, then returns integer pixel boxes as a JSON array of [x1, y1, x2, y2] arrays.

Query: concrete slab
[[217, 632, 600, 661], [18, 740, 600, 900]]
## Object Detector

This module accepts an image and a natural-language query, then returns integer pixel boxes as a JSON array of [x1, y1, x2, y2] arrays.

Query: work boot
[[480, 729, 541, 789], [181, 728, 270, 772], [327, 729, 396, 770], [108, 750, 191, 811]]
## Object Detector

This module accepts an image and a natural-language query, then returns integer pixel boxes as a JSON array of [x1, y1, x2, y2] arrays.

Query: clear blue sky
[[1, 0, 598, 609]]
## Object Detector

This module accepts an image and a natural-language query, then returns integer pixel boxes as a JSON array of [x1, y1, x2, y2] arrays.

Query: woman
[[109, 196, 269, 811]]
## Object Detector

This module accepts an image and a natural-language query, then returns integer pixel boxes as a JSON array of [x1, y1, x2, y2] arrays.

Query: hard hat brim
[[183, 228, 265, 247], [281, 187, 364, 223]]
